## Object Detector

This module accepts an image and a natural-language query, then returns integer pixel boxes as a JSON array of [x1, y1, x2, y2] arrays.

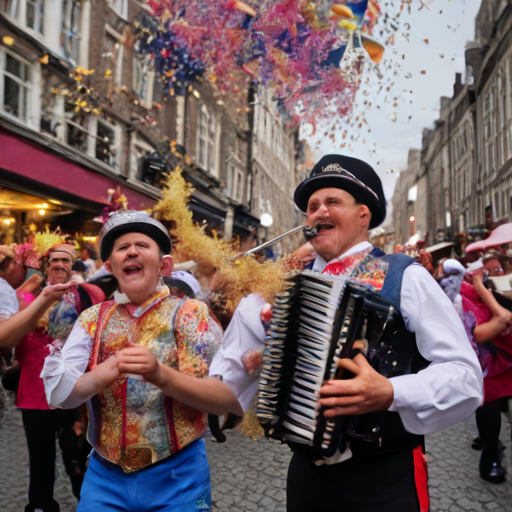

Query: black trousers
[[22, 408, 91, 512], [475, 400, 503, 450], [287, 448, 424, 512]]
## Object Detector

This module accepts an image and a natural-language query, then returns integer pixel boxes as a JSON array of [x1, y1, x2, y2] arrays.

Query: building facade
[[392, 149, 422, 245], [0, 0, 302, 251], [252, 86, 302, 256], [474, 0, 512, 231]]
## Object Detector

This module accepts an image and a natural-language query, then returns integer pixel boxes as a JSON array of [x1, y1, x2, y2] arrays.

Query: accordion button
[[372, 427, 380, 433]]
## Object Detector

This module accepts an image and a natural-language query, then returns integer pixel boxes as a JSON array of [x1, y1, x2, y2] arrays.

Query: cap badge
[[322, 163, 348, 174]]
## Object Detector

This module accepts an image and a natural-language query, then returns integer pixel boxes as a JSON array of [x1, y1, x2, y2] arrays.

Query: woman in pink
[[0, 244, 104, 512], [460, 256, 512, 484]]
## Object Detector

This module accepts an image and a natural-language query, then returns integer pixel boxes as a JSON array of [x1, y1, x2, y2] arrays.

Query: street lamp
[[260, 213, 273, 227], [409, 215, 415, 223]]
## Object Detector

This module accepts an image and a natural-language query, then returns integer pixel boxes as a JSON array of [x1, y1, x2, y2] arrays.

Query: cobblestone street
[[0, 390, 510, 512]]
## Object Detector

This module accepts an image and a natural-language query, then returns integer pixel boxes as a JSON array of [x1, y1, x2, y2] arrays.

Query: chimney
[[453, 73, 463, 98]]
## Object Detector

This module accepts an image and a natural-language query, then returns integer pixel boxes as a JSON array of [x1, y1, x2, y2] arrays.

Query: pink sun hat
[[482, 222, 512, 249]]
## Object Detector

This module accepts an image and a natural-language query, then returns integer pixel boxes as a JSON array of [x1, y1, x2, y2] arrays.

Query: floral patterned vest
[[79, 292, 218, 473]]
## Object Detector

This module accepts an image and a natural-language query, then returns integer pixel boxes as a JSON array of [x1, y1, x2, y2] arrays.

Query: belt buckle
[[120, 443, 158, 473]]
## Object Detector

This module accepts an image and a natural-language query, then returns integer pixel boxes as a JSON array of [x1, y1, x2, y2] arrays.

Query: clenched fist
[[116, 346, 163, 387]]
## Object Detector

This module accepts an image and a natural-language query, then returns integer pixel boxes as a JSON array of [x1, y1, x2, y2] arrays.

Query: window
[[104, 27, 124, 88], [197, 103, 217, 175], [1, 0, 43, 36], [26, 0, 44, 35], [96, 120, 117, 167], [133, 51, 154, 107], [0, 0, 19, 17], [0, 50, 31, 122], [225, 164, 234, 198], [259, 174, 265, 212], [107, 0, 127, 19], [500, 73, 507, 129], [233, 168, 244, 203], [130, 135, 154, 180], [64, 100, 89, 152], [61, 0, 81, 63]]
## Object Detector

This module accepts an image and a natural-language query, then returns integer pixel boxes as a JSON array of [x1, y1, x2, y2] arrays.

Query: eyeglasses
[[48, 257, 71, 265]]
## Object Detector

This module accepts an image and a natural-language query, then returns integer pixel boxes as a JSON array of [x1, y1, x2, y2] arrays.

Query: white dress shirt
[[209, 241, 483, 459], [42, 287, 223, 408], [313, 242, 484, 435], [209, 293, 267, 412], [0, 277, 19, 320]]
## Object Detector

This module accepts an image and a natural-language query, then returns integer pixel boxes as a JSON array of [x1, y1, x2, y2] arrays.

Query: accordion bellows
[[257, 270, 403, 458]]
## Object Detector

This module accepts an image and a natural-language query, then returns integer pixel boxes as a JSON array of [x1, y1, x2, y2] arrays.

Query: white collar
[[114, 284, 169, 305], [312, 241, 373, 273]]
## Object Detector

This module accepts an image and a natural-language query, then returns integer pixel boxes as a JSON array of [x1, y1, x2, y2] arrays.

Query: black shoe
[[479, 448, 507, 484], [472, 437, 483, 450]]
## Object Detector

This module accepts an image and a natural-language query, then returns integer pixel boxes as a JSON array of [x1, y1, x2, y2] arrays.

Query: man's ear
[[360, 205, 372, 227], [160, 255, 174, 277], [104, 260, 112, 273]]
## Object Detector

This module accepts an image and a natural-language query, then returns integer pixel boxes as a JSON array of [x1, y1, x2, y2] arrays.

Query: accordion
[[256, 270, 404, 458]]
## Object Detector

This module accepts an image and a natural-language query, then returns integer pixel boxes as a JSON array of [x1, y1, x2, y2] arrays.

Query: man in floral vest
[[285, 154, 484, 512], [42, 210, 242, 511]]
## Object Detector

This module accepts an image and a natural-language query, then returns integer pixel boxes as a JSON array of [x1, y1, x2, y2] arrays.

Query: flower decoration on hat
[[13, 243, 42, 270]]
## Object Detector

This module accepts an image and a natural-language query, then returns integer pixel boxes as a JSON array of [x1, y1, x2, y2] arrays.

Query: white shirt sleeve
[[209, 293, 267, 412], [40, 321, 93, 407], [0, 278, 19, 320], [388, 263, 484, 434]]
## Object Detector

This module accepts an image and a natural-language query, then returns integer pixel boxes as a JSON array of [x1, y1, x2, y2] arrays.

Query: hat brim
[[163, 277, 196, 298], [294, 174, 386, 229], [100, 222, 172, 261]]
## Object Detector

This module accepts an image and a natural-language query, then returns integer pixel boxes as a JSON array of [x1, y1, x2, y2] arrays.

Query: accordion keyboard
[[282, 271, 347, 444], [257, 270, 401, 458]]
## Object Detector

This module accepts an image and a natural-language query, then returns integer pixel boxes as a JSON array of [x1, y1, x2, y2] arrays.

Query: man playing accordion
[[210, 154, 483, 512], [275, 154, 483, 512]]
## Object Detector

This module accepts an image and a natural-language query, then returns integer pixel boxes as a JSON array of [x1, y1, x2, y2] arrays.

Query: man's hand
[[242, 349, 263, 375], [41, 281, 77, 302], [94, 355, 119, 388], [317, 353, 394, 418], [117, 346, 163, 387]]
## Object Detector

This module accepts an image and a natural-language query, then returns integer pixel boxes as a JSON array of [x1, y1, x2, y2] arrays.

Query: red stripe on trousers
[[413, 445, 429, 512]]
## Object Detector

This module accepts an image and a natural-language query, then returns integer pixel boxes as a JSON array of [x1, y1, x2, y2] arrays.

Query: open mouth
[[123, 264, 143, 276], [315, 223, 334, 233]]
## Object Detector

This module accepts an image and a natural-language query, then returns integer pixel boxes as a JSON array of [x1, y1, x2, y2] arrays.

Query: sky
[[304, 0, 483, 200]]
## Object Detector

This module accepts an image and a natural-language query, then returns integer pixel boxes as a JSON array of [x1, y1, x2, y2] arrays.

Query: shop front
[[0, 126, 158, 245]]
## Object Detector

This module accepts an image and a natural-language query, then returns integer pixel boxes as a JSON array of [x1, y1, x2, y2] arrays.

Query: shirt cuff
[[40, 351, 82, 407]]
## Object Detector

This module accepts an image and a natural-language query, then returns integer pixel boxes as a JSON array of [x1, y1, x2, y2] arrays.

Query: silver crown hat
[[99, 210, 172, 261]]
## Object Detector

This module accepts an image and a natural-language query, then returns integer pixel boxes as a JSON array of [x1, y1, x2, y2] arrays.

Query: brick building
[[0, 0, 301, 251]]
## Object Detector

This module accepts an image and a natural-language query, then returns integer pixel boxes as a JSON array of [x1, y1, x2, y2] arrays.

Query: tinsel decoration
[[152, 167, 287, 315], [33, 228, 66, 256]]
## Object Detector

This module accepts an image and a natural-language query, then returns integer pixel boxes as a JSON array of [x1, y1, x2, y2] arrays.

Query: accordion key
[[257, 270, 403, 458]]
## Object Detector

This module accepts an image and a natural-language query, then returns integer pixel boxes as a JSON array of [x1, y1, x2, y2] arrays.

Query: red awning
[[0, 128, 155, 210]]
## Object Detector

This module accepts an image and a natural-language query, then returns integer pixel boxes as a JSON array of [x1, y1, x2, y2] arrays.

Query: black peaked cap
[[294, 154, 386, 229]]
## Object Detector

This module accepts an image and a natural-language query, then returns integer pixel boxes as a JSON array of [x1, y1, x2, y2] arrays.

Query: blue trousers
[[77, 439, 211, 512]]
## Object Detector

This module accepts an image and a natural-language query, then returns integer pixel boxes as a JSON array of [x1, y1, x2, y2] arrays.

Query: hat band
[[321, 166, 380, 205]]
